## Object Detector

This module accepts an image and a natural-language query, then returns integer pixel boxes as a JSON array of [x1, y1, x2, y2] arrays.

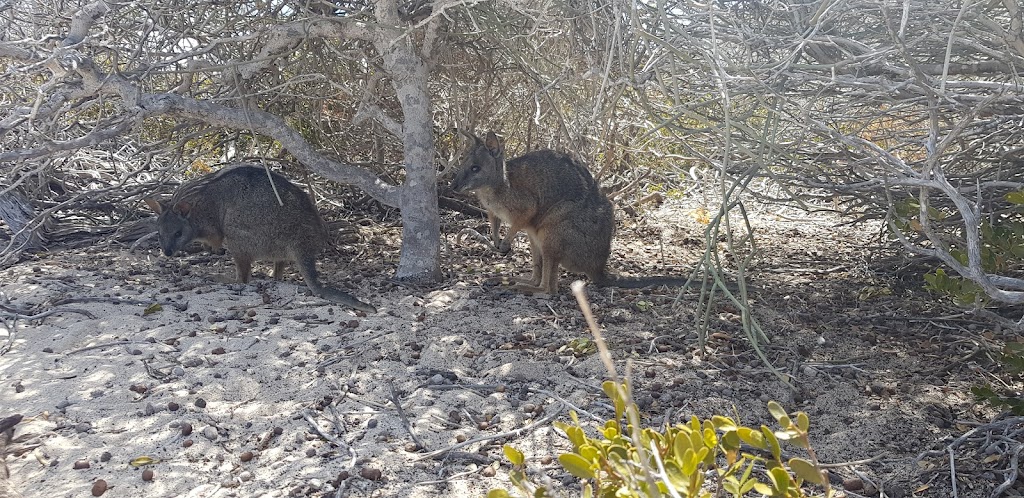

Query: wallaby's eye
[[174, 230, 182, 239], [470, 165, 480, 173]]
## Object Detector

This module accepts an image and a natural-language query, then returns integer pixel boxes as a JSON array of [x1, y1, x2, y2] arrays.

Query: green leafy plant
[[489, 382, 831, 498], [894, 193, 1024, 305], [972, 342, 1024, 415]]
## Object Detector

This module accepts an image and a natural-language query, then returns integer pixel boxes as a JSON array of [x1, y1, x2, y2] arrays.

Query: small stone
[[76, 422, 92, 433], [404, 442, 420, 452], [211, 347, 226, 355], [521, 403, 537, 414], [366, 419, 377, 429], [455, 434, 467, 443], [843, 477, 864, 491], [182, 439, 193, 448], [42, 347, 54, 353], [100, 452, 112, 463], [541, 455, 553, 465], [305, 448, 316, 457], [240, 451, 254, 462], [239, 471, 253, 482], [91, 479, 108, 496], [73, 460, 90, 470], [359, 467, 382, 481], [142, 468, 154, 481], [181, 422, 193, 436], [195, 398, 207, 409], [144, 403, 157, 416], [129, 384, 148, 394], [167, 402, 179, 412], [172, 366, 185, 377], [273, 427, 284, 436], [202, 426, 218, 441]]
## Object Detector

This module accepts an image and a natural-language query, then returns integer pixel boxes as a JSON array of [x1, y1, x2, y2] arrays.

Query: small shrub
[[489, 381, 831, 498], [973, 342, 1024, 415]]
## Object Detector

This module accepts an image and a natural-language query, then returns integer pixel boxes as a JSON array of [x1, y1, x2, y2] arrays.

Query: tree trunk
[[380, 37, 442, 281]]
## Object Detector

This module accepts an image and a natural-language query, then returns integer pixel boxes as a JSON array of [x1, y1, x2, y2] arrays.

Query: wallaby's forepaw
[[496, 241, 513, 255]]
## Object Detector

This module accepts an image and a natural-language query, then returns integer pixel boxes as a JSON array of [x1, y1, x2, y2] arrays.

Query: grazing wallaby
[[0, 414, 23, 498], [145, 165, 376, 313], [451, 131, 685, 294]]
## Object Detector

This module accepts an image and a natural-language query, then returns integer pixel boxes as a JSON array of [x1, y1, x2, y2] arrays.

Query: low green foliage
[[489, 381, 831, 498], [893, 192, 1024, 305], [972, 342, 1024, 415]]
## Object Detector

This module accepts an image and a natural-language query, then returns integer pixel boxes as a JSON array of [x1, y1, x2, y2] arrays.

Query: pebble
[[240, 451, 254, 462], [76, 422, 92, 433], [73, 459, 90, 470], [195, 398, 207, 409], [359, 467, 382, 481], [100, 452, 112, 463], [91, 479, 108, 496], [181, 422, 193, 436], [142, 469, 154, 481], [202, 426, 218, 441], [172, 367, 185, 377], [239, 471, 253, 482]]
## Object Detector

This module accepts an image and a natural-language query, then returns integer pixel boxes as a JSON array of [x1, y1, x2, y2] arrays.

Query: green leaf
[[768, 467, 792, 493], [143, 303, 163, 316], [761, 426, 782, 461], [737, 427, 765, 449], [486, 490, 511, 498], [1005, 190, 1024, 204], [766, 401, 787, 422], [796, 412, 810, 432], [711, 415, 737, 431], [503, 445, 525, 467], [789, 457, 825, 484], [559, 453, 595, 479], [721, 430, 741, 451]]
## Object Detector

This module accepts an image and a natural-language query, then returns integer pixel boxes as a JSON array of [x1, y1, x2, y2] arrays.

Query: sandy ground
[[0, 200, 1020, 497]]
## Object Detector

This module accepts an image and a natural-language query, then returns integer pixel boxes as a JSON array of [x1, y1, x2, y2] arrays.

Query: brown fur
[[146, 165, 375, 313], [451, 131, 684, 294]]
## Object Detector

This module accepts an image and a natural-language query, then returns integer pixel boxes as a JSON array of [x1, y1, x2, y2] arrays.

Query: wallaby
[[145, 165, 376, 313], [451, 131, 685, 294], [0, 414, 23, 498]]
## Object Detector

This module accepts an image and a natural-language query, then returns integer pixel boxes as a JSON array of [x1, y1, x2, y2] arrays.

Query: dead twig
[[387, 380, 426, 450]]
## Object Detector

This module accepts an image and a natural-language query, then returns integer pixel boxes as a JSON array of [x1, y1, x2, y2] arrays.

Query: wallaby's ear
[[172, 200, 192, 217], [144, 198, 164, 214], [484, 131, 503, 156]]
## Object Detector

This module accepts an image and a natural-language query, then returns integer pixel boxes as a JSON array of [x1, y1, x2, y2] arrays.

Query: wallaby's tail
[[1, 414, 24, 498], [297, 259, 377, 313], [596, 274, 688, 289]]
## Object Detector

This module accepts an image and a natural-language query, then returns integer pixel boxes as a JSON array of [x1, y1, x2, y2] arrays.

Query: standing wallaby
[[451, 131, 685, 294], [145, 165, 376, 313]]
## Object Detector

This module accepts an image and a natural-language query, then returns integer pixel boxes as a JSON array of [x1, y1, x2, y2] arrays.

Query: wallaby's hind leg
[[514, 249, 560, 294], [512, 235, 544, 287], [233, 256, 253, 283], [272, 261, 286, 280]]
